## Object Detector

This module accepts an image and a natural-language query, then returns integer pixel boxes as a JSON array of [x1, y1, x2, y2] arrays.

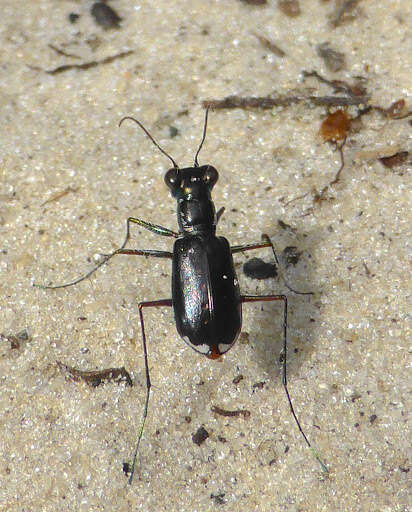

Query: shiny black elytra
[[35, 109, 327, 484]]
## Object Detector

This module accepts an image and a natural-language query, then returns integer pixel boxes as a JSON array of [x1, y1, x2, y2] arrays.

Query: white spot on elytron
[[195, 344, 210, 354], [222, 274, 228, 279], [182, 336, 209, 354], [218, 342, 233, 354]]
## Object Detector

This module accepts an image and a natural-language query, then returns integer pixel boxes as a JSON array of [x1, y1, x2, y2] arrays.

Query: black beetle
[[35, 109, 327, 483]]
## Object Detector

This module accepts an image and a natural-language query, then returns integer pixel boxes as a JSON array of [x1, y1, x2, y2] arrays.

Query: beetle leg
[[216, 206, 225, 224], [128, 298, 172, 484], [230, 240, 271, 254], [33, 216, 176, 289], [241, 294, 328, 473], [127, 216, 179, 238]]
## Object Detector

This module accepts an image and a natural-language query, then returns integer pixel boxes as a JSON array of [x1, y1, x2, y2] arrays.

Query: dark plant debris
[[243, 257, 278, 280], [56, 360, 132, 387], [328, 0, 362, 27], [68, 13, 80, 24], [0, 329, 31, 350], [313, 140, 346, 203], [211, 406, 251, 419], [379, 151, 409, 169], [372, 99, 412, 120], [369, 414, 378, 424], [204, 69, 409, 211], [278, 220, 297, 234], [304, 71, 411, 121], [232, 374, 244, 385], [362, 262, 372, 277], [252, 381, 266, 391], [192, 426, 209, 446], [204, 71, 369, 111], [48, 44, 81, 60], [204, 95, 296, 110], [239, 0, 267, 4], [278, 0, 301, 17], [210, 493, 226, 505], [41, 186, 79, 206], [317, 42, 346, 72], [253, 33, 286, 57], [203, 93, 367, 111], [91, 2, 122, 29], [30, 50, 133, 75], [302, 70, 367, 97], [385, 99, 406, 118]]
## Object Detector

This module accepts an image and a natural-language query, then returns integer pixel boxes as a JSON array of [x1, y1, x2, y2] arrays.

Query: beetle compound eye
[[165, 168, 182, 191], [202, 165, 219, 187]]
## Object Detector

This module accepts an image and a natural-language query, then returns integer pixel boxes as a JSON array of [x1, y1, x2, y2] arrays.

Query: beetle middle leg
[[34, 215, 175, 289], [128, 298, 172, 484], [241, 294, 327, 473]]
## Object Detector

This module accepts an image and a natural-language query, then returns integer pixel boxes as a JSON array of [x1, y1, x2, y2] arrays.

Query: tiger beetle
[[35, 108, 328, 483]]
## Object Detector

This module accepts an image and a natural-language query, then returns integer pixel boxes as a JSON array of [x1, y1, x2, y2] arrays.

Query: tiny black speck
[[210, 492, 226, 505], [192, 426, 209, 446], [91, 2, 121, 29], [68, 13, 80, 24]]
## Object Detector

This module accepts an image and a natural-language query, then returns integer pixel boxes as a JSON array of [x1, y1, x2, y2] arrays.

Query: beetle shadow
[[235, 223, 325, 381]]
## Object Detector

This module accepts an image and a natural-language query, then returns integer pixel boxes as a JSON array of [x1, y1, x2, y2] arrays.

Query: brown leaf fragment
[[386, 99, 406, 118], [319, 110, 351, 142]]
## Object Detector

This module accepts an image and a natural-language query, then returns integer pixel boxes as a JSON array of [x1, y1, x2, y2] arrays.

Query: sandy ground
[[0, 1, 410, 511]]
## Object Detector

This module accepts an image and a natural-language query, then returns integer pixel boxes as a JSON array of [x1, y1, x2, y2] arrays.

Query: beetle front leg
[[33, 216, 175, 289]]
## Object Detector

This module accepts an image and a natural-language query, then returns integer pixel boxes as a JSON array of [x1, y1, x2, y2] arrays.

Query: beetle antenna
[[119, 116, 179, 169], [194, 107, 209, 167]]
